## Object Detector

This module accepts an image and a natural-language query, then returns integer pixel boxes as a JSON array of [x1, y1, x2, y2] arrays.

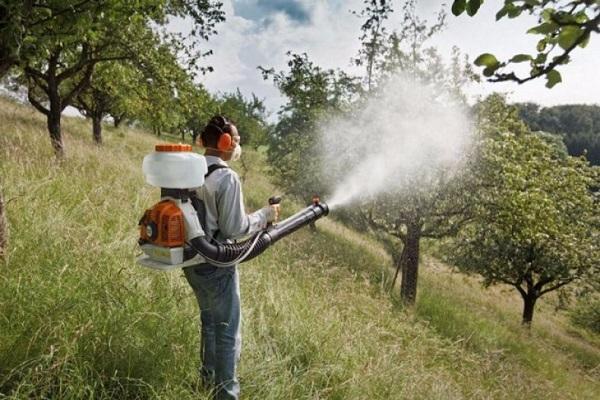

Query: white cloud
[[193, 0, 599, 119]]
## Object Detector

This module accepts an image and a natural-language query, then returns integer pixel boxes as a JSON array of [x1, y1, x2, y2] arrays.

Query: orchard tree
[[72, 61, 142, 144], [352, 0, 394, 90], [0, 1, 100, 79], [218, 90, 270, 148], [347, 0, 477, 305], [15, 0, 224, 156], [448, 95, 600, 327], [451, 0, 600, 87], [260, 52, 362, 198], [177, 81, 217, 143]]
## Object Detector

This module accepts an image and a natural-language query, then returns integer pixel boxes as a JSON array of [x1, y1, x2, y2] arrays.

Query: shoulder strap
[[205, 164, 229, 178], [190, 164, 229, 244]]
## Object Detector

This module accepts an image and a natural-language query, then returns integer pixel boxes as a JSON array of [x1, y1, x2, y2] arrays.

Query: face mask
[[230, 144, 242, 162]]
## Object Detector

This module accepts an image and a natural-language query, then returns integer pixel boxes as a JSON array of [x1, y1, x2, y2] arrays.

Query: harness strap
[[205, 164, 229, 178]]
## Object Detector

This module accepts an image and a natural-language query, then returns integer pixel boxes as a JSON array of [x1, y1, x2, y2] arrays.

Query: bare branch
[[539, 279, 574, 296], [27, 87, 49, 116], [62, 63, 94, 110]]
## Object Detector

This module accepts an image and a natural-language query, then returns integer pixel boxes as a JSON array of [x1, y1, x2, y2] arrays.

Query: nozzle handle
[[268, 195, 282, 205]]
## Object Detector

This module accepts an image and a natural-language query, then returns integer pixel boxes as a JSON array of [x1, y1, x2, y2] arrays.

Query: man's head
[[199, 115, 241, 161]]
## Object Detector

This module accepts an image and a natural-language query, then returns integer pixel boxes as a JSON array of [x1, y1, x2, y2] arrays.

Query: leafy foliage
[[260, 52, 362, 198], [570, 294, 600, 334], [4, 0, 224, 156], [452, 0, 600, 86], [216, 90, 270, 148], [447, 95, 600, 326], [515, 103, 600, 165]]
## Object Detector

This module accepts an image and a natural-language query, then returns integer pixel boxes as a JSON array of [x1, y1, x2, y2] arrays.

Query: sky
[[174, 0, 600, 119]]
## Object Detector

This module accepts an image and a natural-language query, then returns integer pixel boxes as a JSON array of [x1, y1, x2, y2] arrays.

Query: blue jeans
[[184, 264, 241, 400]]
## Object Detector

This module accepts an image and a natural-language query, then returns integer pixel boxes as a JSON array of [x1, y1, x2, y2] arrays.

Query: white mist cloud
[[322, 75, 474, 209]]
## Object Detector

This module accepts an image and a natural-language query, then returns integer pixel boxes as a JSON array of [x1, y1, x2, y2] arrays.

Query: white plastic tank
[[142, 143, 207, 189]]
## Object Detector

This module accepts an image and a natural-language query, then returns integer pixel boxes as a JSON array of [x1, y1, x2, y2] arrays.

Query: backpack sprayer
[[137, 144, 329, 270]]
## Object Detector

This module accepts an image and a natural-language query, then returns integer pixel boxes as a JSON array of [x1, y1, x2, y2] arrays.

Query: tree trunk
[[47, 105, 64, 158], [113, 115, 123, 128], [522, 294, 537, 327], [400, 223, 421, 305], [92, 113, 102, 144], [0, 187, 7, 259], [0, 60, 13, 80], [390, 249, 406, 290]]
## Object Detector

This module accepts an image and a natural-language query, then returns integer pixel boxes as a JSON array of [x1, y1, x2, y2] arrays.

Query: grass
[[0, 96, 598, 399]]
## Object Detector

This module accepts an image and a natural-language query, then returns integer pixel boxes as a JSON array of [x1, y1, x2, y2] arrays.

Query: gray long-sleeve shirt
[[194, 156, 269, 244]]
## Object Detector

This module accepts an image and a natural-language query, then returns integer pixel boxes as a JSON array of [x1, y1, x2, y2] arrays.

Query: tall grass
[[1, 97, 598, 399]]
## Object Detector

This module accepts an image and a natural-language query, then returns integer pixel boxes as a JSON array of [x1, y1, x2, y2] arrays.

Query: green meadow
[[1, 97, 598, 399]]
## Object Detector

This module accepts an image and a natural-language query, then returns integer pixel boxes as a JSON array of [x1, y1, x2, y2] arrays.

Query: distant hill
[[514, 103, 600, 165]]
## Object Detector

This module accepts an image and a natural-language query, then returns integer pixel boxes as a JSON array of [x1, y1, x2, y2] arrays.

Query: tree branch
[[539, 279, 574, 296], [489, 12, 600, 84], [27, 88, 49, 116], [56, 44, 90, 83], [24, 69, 50, 96], [62, 63, 94, 110]]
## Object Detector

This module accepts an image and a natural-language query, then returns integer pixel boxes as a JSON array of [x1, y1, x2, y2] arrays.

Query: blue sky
[[184, 0, 600, 118]]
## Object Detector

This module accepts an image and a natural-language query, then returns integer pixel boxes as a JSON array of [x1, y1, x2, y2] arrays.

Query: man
[[185, 115, 279, 400]]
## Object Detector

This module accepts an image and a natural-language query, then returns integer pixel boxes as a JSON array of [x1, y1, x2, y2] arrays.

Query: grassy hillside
[[0, 97, 598, 399]]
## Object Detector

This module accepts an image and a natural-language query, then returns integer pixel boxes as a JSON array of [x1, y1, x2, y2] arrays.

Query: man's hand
[[264, 204, 280, 223], [266, 195, 282, 223]]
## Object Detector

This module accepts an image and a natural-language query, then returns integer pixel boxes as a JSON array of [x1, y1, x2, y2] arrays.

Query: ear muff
[[206, 116, 234, 151], [217, 132, 233, 151]]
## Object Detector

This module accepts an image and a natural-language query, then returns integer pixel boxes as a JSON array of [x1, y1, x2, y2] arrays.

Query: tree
[[447, 95, 600, 327], [515, 103, 600, 165], [353, 168, 475, 304], [352, 0, 394, 91], [451, 0, 600, 87], [12, 0, 224, 156], [262, 1, 477, 305], [260, 52, 362, 198], [217, 90, 270, 148], [0, 1, 98, 79], [72, 62, 134, 144], [345, 0, 477, 305]]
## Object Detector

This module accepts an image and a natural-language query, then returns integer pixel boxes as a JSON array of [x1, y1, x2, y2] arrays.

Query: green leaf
[[527, 22, 558, 35], [496, 5, 510, 20], [541, 8, 555, 22], [452, 0, 467, 16], [466, 0, 482, 16], [534, 53, 547, 64], [545, 69, 562, 88], [510, 54, 532, 63], [474, 53, 499, 68], [574, 11, 588, 24], [483, 66, 497, 77], [536, 39, 547, 52], [558, 26, 583, 50], [507, 6, 522, 18], [579, 33, 590, 48]]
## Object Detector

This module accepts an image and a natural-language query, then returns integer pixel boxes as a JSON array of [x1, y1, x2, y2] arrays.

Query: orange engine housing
[[139, 200, 185, 247]]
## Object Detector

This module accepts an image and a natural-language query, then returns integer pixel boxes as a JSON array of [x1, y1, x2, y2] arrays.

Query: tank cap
[[155, 143, 192, 152]]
